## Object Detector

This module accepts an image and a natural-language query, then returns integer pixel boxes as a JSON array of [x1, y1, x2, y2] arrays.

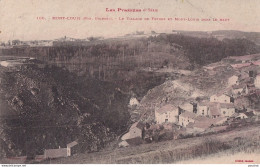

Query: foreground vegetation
[[40, 121, 260, 164]]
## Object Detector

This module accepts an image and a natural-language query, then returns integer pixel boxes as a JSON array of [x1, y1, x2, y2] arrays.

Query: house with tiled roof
[[44, 147, 67, 159], [210, 93, 234, 103], [186, 116, 227, 133], [232, 84, 249, 95], [186, 116, 213, 132], [233, 113, 248, 119], [179, 111, 197, 127], [219, 103, 236, 117], [179, 102, 194, 113], [155, 104, 179, 124], [67, 141, 78, 157], [121, 122, 145, 145], [244, 111, 255, 117], [208, 102, 221, 118], [228, 75, 239, 86], [197, 101, 209, 116]]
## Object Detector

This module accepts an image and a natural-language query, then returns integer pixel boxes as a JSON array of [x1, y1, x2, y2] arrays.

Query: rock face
[[135, 79, 205, 123], [0, 62, 130, 158]]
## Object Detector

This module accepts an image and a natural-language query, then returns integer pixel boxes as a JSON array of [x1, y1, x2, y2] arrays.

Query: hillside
[[0, 61, 130, 158], [134, 53, 260, 123]]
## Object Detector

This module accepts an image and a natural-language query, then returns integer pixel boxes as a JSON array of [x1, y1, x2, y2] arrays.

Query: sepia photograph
[[0, 0, 259, 165]]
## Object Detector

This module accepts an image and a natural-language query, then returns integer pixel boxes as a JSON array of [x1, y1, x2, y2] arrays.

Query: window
[[165, 119, 168, 122], [223, 111, 226, 114]]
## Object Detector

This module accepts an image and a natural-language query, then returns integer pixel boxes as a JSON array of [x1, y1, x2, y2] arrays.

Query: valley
[[0, 31, 260, 163]]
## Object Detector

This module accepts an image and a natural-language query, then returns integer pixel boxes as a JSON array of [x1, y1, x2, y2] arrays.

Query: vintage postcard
[[0, 0, 259, 165]]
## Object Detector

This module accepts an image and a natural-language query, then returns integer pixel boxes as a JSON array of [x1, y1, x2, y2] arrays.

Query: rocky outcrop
[[0, 62, 130, 158]]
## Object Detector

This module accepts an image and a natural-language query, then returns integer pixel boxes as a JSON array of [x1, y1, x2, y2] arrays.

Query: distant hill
[[174, 30, 260, 45]]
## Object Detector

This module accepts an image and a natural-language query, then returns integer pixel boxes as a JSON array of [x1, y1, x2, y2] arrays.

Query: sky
[[0, 0, 259, 41]]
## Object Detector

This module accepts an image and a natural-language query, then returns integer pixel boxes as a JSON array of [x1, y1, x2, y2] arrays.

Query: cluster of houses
[[120, 57, 259, 147], [154, 64, 259, 133], [156, 78, 258, 130]]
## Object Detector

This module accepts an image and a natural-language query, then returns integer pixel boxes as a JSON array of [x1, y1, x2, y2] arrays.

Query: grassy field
[[40, 122, 260, 164]]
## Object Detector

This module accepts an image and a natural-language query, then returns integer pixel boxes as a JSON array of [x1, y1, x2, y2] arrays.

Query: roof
[[179, 111, 197, 119], [67, 141, 78, 148], [188, 116, 213, 129], [244, 112, 255, 117], [179, 102, 194, 111], [219, 103, 235, 108], [198, 101, 209, 107], [130, 121, 145, 130], [212, 117, 228, 123], [208, 103, 220, 116], [44, 148, 67, 158], [215, 92, 231, 97], [156, 104, 178, 114], [231, 113, 240, 117], [180, 102, 193, 107], [119, 140, 129, 147]]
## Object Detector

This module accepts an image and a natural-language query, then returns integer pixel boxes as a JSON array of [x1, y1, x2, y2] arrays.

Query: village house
[[67, 141, 78, 157], [179, 102, 194, 113], [210, 93, 234, 103], [118, 140, 129, 147], [121, 122, 145, 145], [197, 102, 209, 116], [219, 103, 236, 117], [208, 102, 221, 118], [244, 111, 255, 118], [234, 113, 248, 119], [179, 111, 197, 127], [246, 108, 260, 116], [155, 104, 179, 124], [129, 97, 140, 106], [255, 74, 260, 88], [232, 84, 248, 96], [186, 116, 213, 133], [228, 75, 239, 86], [187, 116, 228, 133], [44, 147, 67, 159]]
